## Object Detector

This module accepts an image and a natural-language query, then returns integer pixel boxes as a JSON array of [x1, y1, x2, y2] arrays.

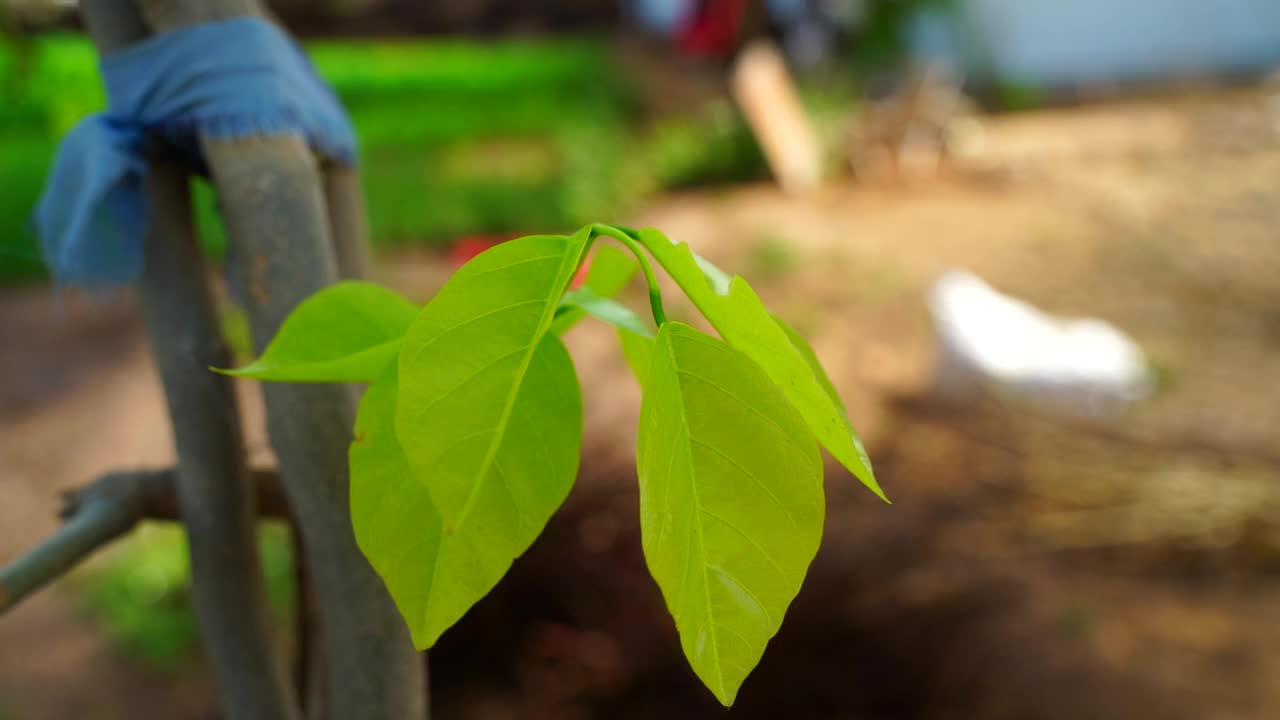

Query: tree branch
[[0, 468, 289, 615]]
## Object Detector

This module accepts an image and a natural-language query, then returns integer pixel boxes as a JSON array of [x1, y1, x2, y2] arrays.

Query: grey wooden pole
[[139, 163, 303, 720], [198, 130, 425, 720], [79, 3, 301, 719], [129, 2, 425, 718], [323, 166, 373, 280]]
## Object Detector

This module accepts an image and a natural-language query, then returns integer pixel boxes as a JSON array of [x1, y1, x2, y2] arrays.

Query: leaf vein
[[699, 506, 791, 585], [707, 565, 776, 628], [663, 332, 727, 699], [411, 345, 530, 419], [676, 370, 809, 459], [456, 252, 564, 283], [410, 299, 546, 359], [688, 438, 798, 527]]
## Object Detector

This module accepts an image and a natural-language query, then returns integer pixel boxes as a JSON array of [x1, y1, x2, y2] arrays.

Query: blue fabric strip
[[33, 17, 357, 288]]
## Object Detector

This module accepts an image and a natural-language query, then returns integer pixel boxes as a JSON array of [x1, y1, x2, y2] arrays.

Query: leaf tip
[[708, 677, 740, 708], [860, 471, 891, 504]]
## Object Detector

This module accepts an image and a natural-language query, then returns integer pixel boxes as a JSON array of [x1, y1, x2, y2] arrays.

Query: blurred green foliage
[[0, 33, 878, 287], [744, 231, 800, 284], [0, 5, 961, 285], [71, 522, 295, 671], [0, 35, 636, 283], [645, 100, 767, 190]]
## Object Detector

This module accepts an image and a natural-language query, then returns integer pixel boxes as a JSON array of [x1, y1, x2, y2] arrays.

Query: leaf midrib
[[665, 328, 729, 703], [451, 247, 578, 532]]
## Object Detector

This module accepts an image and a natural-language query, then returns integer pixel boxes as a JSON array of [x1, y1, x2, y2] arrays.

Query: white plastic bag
[[927, 270, 1152, 418]]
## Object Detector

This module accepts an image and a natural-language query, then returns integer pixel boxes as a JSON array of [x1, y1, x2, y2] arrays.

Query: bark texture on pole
[[80, 3, 301, 719], [198, 131, 424, 720], [77, 2, 425, 716], [156, 4, 424, 715], [138, 163, 302, 720], [324, 165, 373, 280]]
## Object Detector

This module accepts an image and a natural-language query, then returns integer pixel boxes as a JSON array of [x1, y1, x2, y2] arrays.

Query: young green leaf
[[550, 244, 638, 335], [637, 228, 885, 501], [618, 328, 655, 385], [397, 231, 588, 529], [219, 281, 418, 382], [558, 287, 654, 339], [637, 322, 824, 706], [771, 313, 876, 480], [352, 333, 582, 648]]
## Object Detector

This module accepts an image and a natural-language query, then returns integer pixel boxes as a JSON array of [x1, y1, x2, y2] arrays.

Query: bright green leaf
[[637, 322, 824, 706], [352, 333, 582, 648], [558, 287, 654, 339], [637, 229, 885, 501], [771, 313, 876, 482], [692, 249, 732, 294], [397, 232, 587, 528], [220, 281, 418, 382], [618, 328, 655, 385], [551, 244, 638, 335]]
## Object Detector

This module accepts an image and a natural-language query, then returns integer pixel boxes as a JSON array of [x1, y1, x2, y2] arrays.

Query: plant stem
[[590, 223, 668, 326]]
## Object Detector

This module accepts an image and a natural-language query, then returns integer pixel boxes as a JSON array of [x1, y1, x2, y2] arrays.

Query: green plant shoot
[[222, 223, 886, 706]]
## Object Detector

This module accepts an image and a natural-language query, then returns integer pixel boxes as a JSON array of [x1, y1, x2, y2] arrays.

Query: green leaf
[[558, 287, 654, 339], [618, 328, 655, 385], [637, 322, 824, 706], [770, 313, 876, 482], [637, 229, 885, 501], [219, 281, 418, 382], [352, 333, 581, 648], [550, 244, 638, 335], [397, 231, 587, 528]]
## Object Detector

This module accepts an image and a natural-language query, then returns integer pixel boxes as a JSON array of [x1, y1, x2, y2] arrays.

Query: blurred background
[[2, 0, 1279, 718]]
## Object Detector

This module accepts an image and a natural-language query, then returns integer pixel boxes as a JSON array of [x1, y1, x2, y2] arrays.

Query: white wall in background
[[912, 0, 1280, 86]]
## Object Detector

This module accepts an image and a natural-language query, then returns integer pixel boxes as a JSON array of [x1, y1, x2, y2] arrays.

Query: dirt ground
[[2, 88, 1279, 719]]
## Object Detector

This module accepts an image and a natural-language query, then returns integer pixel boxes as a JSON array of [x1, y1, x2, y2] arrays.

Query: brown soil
[[2, 88, 1279, 719]]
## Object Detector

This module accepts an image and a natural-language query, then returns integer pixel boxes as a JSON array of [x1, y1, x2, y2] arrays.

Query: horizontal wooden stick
[[0, 467, 287, 615]]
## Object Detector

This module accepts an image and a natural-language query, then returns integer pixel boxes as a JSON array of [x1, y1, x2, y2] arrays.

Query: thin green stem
[[590, 223, 668, 327]]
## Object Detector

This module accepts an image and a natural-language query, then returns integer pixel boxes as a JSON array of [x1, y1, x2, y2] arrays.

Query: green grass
[[0, 35, 636, 283], [71, 522, 296, 672]]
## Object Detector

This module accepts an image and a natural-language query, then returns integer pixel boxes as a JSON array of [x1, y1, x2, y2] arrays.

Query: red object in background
[[448, 235, 590, 289], [676, 0, 747, 58], [448, 236, 500, 267]]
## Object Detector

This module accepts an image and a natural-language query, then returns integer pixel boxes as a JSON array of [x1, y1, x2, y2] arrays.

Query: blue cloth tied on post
[[33, 17, 357, 288]]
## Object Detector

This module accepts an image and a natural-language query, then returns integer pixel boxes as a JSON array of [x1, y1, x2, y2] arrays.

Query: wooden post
[[324, 166, 373, 280], [79, 3, 301, 719]]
